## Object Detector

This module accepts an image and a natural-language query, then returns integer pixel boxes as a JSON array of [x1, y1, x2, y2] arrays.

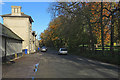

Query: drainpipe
[[35, 35, 37, 51], [4, 38, 7, 62]]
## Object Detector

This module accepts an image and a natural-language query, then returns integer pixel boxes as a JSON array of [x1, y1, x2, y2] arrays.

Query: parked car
[[41, 46, 47, 52], [58, 48, 68, 55]]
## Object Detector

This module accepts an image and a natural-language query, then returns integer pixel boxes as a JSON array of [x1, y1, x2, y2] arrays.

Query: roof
[[1, 13, 34, 23], [0, 23, 23, 41]]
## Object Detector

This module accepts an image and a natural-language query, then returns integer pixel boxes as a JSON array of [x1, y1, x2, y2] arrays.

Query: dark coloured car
[[41, 46, 47, 52]]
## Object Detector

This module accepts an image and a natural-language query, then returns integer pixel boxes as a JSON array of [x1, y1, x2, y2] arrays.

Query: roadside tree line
[[40, 2, 120, 53]]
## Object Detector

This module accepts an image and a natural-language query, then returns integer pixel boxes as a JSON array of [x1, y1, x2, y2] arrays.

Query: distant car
[[58, 48, 68, 55], [41, 46, 47, 52]]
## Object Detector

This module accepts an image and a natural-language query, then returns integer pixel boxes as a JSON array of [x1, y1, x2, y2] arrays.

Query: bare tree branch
[[103, 7, 112, 13]]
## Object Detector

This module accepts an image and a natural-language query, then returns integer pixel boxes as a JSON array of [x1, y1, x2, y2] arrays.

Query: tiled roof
[[0, 23, 23, 41]]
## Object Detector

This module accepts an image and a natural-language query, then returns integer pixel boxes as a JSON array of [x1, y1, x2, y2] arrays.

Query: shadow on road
[[46, 49, 119, 78]]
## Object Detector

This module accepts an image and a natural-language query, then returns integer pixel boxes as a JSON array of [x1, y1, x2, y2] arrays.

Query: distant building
[[1, 6, 34, 54], [35, 39, 40, 51], [31, 31, 39, 52], [0, 23, 23, 59], [31, 31, 36, 52]]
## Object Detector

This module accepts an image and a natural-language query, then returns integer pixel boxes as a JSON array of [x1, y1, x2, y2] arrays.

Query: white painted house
[[1, 6, 34, 54]]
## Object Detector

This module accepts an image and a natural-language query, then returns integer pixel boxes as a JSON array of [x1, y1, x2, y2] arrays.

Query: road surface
[[2, 49, 120, 79]]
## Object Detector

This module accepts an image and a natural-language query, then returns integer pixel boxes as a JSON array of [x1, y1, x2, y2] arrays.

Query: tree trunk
[[110, 14, 114, 54], [100, 2, 104, 52], [118, 13, 120, 41]]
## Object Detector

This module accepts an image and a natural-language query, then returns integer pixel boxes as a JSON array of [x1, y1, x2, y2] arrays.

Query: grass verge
[[69, 50, 120, 66]]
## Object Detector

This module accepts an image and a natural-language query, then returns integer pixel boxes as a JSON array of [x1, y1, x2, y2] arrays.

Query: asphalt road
[[2, 49, 120, 79], [34, 50, 119, 78]]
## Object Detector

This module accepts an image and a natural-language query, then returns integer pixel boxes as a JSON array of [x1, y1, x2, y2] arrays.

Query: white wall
[[3, 17, 30, 53]]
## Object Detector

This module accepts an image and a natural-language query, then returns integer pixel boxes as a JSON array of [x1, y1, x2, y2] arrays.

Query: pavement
[[2, 49, 120, 79]]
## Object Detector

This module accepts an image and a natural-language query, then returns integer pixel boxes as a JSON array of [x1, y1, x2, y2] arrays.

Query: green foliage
[[40, 2, 120, 53]]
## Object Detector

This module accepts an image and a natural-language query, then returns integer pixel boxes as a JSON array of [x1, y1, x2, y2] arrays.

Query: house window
[[14, 8, 15, 13], [17, 8, 18, 13], [15, 8, 18, 13]]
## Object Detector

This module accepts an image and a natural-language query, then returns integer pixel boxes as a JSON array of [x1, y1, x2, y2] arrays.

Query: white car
[[58, 48, 68, 55]]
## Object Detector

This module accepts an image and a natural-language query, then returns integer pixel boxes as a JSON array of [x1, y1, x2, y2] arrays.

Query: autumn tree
[[40, 2, 119, 54]]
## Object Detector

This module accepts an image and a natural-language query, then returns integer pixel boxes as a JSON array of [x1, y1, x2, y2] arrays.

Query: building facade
[[30, 31, 39, 52], [30, 31, 36, 52], [1, 6, 34, 54], [0, 23, 23, 59]]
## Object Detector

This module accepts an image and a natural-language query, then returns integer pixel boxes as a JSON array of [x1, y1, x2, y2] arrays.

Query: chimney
[[11, 6, 22, 16]]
